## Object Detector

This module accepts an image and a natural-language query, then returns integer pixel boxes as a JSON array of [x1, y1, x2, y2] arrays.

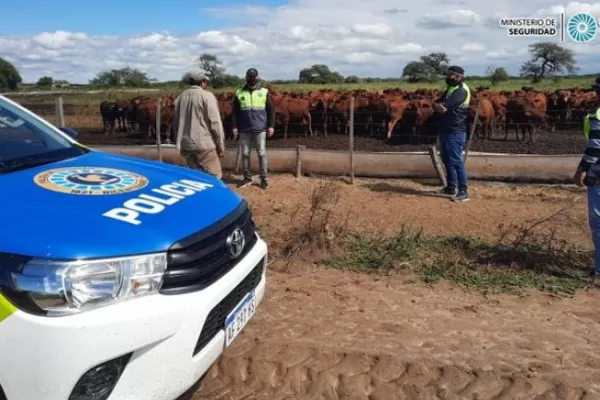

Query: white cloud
[[343, 52, 378, 64], [1, 0, 599, 83], [127, 33, 179, 49], [32, 31, 88, 50], [195, 31, 258, 56], [461, 43, 486, 52], [418, 10, 482, 29], [538, 1, 600, 16], [351, 23, 393, 36]]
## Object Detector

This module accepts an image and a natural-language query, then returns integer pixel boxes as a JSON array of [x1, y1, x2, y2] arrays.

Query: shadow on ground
[[222, 174, 241, 185], [363, 182, 449, 198]]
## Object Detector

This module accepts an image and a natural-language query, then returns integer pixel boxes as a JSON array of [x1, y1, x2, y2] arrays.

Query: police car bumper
[[0, 237, 268, 400]]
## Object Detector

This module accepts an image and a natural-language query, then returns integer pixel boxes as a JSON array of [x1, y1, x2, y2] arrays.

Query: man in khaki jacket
[[173, 72, 225, 179]]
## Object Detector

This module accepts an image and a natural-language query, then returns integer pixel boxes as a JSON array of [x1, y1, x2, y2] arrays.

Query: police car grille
[[161, 202, 257, 294], [193, 258, 264, 356]]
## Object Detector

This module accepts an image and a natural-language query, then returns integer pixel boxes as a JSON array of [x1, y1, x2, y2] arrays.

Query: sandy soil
[[181, 175, 600, 400]]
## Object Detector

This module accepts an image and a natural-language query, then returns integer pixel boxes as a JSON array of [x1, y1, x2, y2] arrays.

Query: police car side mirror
[[59, 127, 79, 139]]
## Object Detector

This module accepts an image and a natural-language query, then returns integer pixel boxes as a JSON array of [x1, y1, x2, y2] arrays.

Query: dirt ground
[[182, 175, 600, 400]]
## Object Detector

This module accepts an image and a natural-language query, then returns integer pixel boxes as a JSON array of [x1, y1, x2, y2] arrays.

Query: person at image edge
[[573, 76, 600, 283]]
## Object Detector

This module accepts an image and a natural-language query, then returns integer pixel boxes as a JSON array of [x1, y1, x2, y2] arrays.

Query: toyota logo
[[226, 228, 246, 258]]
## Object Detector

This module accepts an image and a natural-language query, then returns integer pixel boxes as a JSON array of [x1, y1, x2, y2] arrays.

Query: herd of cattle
[[98, 86, 597, 144]]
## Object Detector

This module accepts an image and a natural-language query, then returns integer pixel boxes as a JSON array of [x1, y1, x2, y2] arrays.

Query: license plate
[[224, 291, 256, 347]]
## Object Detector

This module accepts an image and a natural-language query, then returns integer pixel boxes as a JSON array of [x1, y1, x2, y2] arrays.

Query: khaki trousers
[[181, 149, 222, 179]]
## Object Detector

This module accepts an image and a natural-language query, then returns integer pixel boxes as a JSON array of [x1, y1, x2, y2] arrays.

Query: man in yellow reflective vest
[[231, 68, 276, 189], [433, 65, 471, 202], [573, 76, 600, 282]]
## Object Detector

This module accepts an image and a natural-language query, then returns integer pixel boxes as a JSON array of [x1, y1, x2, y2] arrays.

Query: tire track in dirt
[[196, 343, 598, 400], [189, 265, 600, 399], [186, 179, 600, 400]]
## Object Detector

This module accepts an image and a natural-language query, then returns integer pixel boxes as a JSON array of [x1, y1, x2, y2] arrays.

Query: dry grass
[[263, 179, 593, 295], [267, 180, 352, 270]]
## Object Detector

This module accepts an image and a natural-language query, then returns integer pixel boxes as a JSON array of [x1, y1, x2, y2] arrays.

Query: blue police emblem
[[34, 167, 148, 195]]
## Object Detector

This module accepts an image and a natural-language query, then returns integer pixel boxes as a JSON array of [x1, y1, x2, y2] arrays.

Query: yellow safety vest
[[235, 87, 268, 110], [235, 87, 269, 132], [445, 83, 471, 107], [584, 107, 600, 139]]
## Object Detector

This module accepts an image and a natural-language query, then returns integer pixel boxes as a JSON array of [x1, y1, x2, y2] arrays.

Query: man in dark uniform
[[573, 76, 600, 282], [231, 68, 275, 189], [433, 65, 471, 202]]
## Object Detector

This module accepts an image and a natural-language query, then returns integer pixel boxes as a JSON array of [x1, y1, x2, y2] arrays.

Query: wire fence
[[8, 94, 592, 155]]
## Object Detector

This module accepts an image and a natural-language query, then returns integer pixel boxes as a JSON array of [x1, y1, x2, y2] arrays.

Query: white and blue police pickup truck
[[0, 94, 268, 400]]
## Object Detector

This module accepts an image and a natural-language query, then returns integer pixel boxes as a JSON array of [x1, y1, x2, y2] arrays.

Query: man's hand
[[232, 128, 238, 139], [267, 127, 274, 138], [433, 103, 447, 113], [217, 147, 225, 158], [573, 170, 587, 187]]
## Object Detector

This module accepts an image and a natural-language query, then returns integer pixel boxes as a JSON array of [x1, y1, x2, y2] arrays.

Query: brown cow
[[96, 85, 594, 144], [469, 98, 495, 140], [275, 95, 313, 138], [136, 96, 175, 143], [99, 100, 119, 135]]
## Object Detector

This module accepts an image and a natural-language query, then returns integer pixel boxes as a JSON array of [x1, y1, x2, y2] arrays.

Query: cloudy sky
[[1, 0, 599, 83]]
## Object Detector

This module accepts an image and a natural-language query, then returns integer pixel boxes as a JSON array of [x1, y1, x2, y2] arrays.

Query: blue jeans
[[587, 184, 600, 274], [440, 132, 467, 191]]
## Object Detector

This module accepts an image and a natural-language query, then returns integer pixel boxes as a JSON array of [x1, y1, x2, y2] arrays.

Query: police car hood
[[0, 151, 243, 259]]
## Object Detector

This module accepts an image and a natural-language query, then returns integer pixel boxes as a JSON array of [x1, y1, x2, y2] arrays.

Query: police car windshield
[[0, 97, 85, 173]]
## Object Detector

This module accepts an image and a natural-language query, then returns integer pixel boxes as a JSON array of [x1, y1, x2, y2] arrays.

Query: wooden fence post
[[55, 97, 65, 127], [428, 145, 447, 187], [464, 100, 482, 163], [349, 96, 355, 184], [234, 138, 242, 174], [155, 98, 162, 162], [295, 145, 305, 178]]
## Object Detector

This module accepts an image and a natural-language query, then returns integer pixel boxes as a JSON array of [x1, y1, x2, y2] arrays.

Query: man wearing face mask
[[433, 65, 471, 202], [231, 68, 276, 189], [573, 76, 600, 283]]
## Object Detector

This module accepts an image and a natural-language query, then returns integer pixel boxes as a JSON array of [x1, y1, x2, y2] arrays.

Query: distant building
[[52, 80, 70, 89]]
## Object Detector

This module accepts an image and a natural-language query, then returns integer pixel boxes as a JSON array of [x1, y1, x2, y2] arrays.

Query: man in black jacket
[[231, 68, 276, 189], [433, 65, 471, 202]]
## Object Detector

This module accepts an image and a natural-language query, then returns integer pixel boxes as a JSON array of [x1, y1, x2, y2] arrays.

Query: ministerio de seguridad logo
[[499, 17, 558, 37], [566, 12, 598, 42], [499, 11, 599, 43], [34, 167, 149, 195]]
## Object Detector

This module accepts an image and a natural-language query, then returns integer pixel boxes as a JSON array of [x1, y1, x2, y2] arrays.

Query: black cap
[[447, 65, 465, 76], [593, 76, 600, 89], [246, 68, 258, 77]]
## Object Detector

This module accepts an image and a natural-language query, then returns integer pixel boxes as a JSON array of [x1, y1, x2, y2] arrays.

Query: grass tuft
[[269, 180, 592, 295], [280, 179, 351, 259], [324, 224, 592, 295]]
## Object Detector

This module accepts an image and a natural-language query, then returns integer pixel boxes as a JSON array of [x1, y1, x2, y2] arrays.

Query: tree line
[[0, 42, 587, 91], [400, 42, 578, 85]]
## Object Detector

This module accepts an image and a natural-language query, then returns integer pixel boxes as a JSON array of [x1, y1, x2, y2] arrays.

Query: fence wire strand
[[6, 92, 593, 155]]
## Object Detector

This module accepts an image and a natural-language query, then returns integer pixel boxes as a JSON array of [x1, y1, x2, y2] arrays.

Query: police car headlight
[[8, 253, 167, 316]]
